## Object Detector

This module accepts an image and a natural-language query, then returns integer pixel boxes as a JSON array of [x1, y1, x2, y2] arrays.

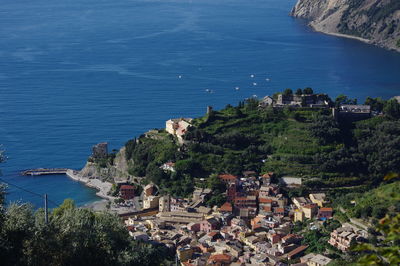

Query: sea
[[1, 0, 400, 208]]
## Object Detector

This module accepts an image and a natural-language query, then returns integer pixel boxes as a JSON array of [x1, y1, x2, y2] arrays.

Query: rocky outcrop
[[79, 147, 131, 182], [291, 0, 400, 52]]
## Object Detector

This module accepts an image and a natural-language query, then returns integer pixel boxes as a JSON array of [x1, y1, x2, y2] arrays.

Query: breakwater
[[21, 168, 69, 176]]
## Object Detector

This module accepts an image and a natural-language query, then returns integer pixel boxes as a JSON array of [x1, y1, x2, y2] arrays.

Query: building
[[286, 245, 308, 260], [280, 177, 302, 187], [207, 254, 231, 265], [334, 105, 371, 121], [92, 142, 108, 158], [218, 174, 238, 185], [120, 185, 135, 200], [177, 246, 193, 262], [302, 204, 318, 219], [200, 218, 220, 233], [143, 195, 159, 209], [259, 96, 274, 107], [159, 195, 170, 212], [309, 193, 326, 207], [292, 197, 312, 209], [276, 93, 329, 108], [234, 196, 257, 209], [219, 202, 233, 214], [301, 253, 332, 266], [318, 207, 333, 220], [328, 227, 360, 251], [160, 162, 175, 172], [144, 184, 155, 197], [165, 118, 193, 143], [294, 209, 305, 222]]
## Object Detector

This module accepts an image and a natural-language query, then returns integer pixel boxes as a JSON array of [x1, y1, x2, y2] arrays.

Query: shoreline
[[66, 169, 115, 201], [310, 23, 371, 44]]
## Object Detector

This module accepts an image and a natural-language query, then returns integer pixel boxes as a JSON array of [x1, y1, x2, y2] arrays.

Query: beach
[[66, 169, 114, 200]]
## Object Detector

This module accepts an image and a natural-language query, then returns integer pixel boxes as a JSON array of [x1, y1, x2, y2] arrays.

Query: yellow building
[[294, 209, 305, 222], [309, 193, 326, 207], [302, 204, 318, 219]]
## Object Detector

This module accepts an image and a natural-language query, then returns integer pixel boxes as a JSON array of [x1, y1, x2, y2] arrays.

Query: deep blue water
[[1, 0, 400, 208]]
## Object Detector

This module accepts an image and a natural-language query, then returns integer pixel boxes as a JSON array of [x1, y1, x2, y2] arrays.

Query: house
[[200, 218, 220, 233], [318, 207, 333, 220], [294, 209, 305, 222], [280, 177, 302, 187], [120, 185, 135, 200], [218, 174, 238, 184], [187, 222, 200, 232], [160, 162, 175, 172], [287, 245, 308, 260], [165, 118, 193, 143], [260, 172, 274, 185], [292, 197, 312, 209], [143, 195, 160, 209], [177, 246, 193, 262], [219, 202, 233, 214], [268, 233, 281, 244], [130, 231, 149, 242], [300, 253, 332, 266], [207, 254, 231, 266], [309, 193, 326, 207], [328, 227, 360, 251], [274, 207, 285, 217], [144, 184, 155, 197], [159, 195, 170, 212], [234, 196, 257, 208], [302, 204, 318, 219], [259, 96, 274, 107]]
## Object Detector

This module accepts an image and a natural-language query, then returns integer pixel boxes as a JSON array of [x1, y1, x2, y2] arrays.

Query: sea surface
[[1, 0, 400, 208]]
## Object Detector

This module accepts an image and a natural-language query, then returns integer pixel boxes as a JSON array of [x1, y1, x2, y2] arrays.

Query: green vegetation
[[397, 39, 400, 48], [353, 213, 400, 265], [0, 191, 173, 266], [338, 0, 400, 38], [119, 92, 400, 198], [334, 181, 400, 222]]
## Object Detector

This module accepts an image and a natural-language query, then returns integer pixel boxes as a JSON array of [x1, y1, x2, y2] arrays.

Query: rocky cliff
[[291, 0, 400, 52], [79, 147, 131, 182]]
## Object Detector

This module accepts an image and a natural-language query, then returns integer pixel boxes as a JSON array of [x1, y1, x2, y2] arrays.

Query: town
[[93, 90, 386, 266]]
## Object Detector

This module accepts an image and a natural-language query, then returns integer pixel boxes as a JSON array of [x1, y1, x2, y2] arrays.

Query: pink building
[[200, 218, 219, 233]]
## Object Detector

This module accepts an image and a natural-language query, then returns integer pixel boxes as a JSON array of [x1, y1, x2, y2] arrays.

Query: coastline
[[310, 23, 371, 44], [66, 169, 115, 201]]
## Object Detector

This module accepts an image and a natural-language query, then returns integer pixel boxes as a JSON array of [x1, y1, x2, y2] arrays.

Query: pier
[[21, 168, 69, 176]]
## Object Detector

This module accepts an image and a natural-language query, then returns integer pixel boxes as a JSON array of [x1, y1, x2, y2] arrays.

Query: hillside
[[291, 0, 400, 52], [82, 91, 400, 199]]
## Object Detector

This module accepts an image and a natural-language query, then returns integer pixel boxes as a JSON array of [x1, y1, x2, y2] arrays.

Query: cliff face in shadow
[[291, 0, 400, 52]]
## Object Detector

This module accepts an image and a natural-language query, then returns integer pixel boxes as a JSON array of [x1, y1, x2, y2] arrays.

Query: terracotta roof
[[287, 245, 308, 259], [259, 198, 273, 203], [208, 254, 231, 263], [218, 174, 237, 180], [274, 207, 284, 213], [303, 204, 317, 209], [320, 207, 333, 212], [208, 231, 219, 237], [220, 202, 233, 212], [263, 206, 272, 212], [120, 185, 135, 190]]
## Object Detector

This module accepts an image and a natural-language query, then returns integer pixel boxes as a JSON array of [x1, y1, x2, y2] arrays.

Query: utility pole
[[44, 194, 48, 224]]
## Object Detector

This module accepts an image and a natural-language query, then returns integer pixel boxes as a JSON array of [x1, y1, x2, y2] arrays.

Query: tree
[[303, 87, 314, 95], [353, 214, 400, 265], [335, 94, 357, 107], [365, 97, 385, 113], [295, 88, 303, 96], [383, 99, 400, 119], [283, 88, 293, 97]]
